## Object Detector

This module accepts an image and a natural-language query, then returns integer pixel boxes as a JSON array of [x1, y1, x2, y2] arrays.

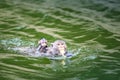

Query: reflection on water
[[0, 0, 120, 80]]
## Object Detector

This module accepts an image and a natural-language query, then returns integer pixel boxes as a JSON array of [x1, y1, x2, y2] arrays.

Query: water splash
[[0, 38, 99, 61]]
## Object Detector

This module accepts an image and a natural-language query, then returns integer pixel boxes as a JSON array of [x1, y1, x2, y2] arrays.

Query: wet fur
[[47, 40, 67, 56]]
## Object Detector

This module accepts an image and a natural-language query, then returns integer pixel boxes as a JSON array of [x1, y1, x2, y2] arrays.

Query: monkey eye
[[61, 43, 64, 45], [57, 43, 60, 45], [57, 43, 64, 45]]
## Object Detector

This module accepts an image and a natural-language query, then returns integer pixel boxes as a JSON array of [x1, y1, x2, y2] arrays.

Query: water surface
[[0, 0, 120, 80]]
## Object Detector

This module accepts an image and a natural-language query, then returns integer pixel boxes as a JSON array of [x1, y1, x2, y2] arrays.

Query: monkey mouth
[[58, 47, 65, 51]]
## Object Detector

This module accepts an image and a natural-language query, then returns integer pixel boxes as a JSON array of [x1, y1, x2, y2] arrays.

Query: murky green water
[[0, 0, 120, 80]]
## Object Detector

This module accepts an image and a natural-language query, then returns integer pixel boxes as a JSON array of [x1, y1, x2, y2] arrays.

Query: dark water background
[[0, 0, 120, 80]]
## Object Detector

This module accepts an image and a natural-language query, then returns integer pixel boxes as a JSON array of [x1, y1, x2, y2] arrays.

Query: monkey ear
[[38, 41, 41, 44], [64, 44, 67, 49], [52, 43, 56, 48], [51, 43, 53, 46]]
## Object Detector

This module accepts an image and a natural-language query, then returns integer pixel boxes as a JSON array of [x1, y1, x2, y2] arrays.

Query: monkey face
[[38, 38, 47, 47], [53, 40, 67, 51], [57, 43, 66, 51], [41, 42, 47, 46]]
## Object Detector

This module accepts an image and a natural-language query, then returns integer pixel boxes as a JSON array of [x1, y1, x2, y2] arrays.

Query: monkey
[[36, 38, 48, 53]]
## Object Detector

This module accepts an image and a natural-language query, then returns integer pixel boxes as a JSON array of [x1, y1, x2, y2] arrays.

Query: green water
[[0, 0, 120, 80]]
